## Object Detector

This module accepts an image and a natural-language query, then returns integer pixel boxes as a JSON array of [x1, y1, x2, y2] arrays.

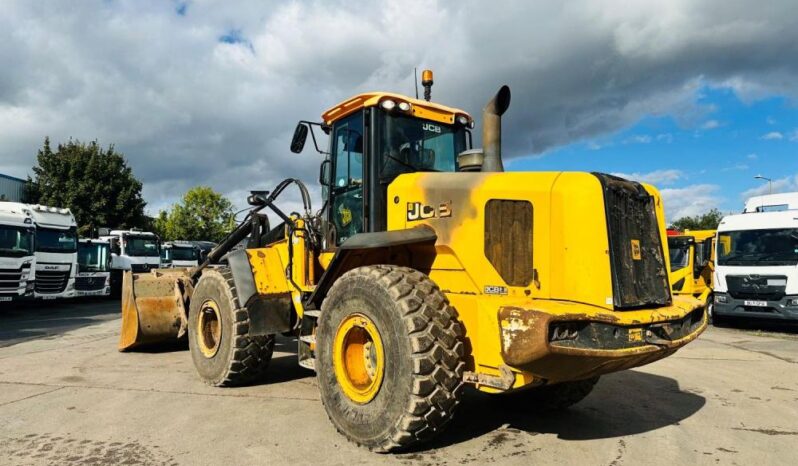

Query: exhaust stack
[[481, 85, 511, 172]]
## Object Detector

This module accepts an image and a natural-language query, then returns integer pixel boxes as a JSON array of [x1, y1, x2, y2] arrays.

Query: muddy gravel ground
[[0, 300, 796, 465]]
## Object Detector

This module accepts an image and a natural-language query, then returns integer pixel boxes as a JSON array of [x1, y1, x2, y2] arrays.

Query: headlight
[[397, 101, 411, 112], [380, 99, 396, 111], [714, 294, 728, 304], [786, 298, 798, 306]]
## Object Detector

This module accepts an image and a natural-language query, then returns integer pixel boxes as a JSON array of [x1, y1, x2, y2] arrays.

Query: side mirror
[[291, 123, 309, 154], [319, 159, 332, 186]]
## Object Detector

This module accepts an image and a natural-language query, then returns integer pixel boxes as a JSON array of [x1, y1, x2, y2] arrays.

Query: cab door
[[329, 111, 365, 245]]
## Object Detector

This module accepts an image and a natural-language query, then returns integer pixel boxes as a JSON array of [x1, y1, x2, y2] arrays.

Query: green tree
[[28, 137, 147, 235], [157, 186, 234, 242], [669, 208, 724, 231]]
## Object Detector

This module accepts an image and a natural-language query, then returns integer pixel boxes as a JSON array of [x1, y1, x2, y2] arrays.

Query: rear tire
[[504, 377, 599, 412], [316, 265, 466, 452], [188, 268, 274, 386]]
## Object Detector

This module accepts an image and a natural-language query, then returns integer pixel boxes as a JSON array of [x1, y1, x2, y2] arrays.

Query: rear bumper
[[714, 292, 798, 321], [498, 301, 706, 383]]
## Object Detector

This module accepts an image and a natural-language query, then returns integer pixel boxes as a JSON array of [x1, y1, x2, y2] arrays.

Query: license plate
[[42, 296, 57, 300], [0, 297, 12, 302], [628, 328, 643, 342], [744, 300, 768, 307]]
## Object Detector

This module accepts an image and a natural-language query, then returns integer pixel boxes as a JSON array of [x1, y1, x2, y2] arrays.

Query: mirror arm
[[299, 120, 330, 156]]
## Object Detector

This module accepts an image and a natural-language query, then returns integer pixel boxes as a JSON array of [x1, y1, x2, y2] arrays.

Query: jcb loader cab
[[120, 72, 706, 452]]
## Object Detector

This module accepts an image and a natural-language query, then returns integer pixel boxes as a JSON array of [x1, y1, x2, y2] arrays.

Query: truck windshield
[[378, 111, 466, 180], [0, 225, 34, 257], [668, 237, 691, 271], [169, 247, 198, 261], [124, 235, 159, 257], [36, 227, 77, 253], [717, 228, 798, 266], [78, 243, 110, 272]]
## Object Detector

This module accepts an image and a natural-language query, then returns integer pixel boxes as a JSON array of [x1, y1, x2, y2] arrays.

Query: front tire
[[316, 265, 466, 452], [187, 268, 274, 386]]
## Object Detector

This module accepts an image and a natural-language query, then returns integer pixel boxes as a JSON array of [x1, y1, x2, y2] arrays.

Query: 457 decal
[[407, 201, 452, 221]]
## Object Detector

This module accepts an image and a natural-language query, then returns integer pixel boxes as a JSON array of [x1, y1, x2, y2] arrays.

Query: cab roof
[[321, 92, 471, 126]]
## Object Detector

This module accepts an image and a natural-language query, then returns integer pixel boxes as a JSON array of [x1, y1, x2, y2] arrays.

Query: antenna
[[414, 68, 419, 99]]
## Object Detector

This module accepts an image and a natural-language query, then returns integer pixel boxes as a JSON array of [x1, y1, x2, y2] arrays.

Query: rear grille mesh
[[35, 270, 70, 294], [594, 173, 671, 309], [484, 199, 534, 287]]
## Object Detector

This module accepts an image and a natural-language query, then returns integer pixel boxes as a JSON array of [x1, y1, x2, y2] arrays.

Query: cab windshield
[[668, 237, 691, 271], [717, 228, 798, 266], [124, 235, 159, 257], [0, 225, 34, 257], [379, 111, 466, 180], [164, 246, 198, 261], [78, 242, 110, 272], [36, 227, 77, 253]]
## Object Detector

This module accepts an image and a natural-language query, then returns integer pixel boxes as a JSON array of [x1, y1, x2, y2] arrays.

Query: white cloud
[[611, 169, 684, 185], [624, 135, 652, 144], [660, 184, 722, 220], [789, 129, 798, 141], [656, 133, 673, 143], [722, 163, 748, 171], [766, 116, 777, 125], [741, 174, 798, 199], [2, 0, 798, 212], [701, 119, 721, 129], [761, 131, 784, 140], [746, 153, 758, 160]]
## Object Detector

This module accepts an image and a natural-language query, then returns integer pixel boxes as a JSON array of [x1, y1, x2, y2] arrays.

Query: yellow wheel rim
[[197, 300, 222, 358], [333, 313, 385, 404]]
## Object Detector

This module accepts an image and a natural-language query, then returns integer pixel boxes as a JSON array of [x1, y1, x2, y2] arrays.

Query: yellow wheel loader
[[120, 71, 706, 452], [667, 229, 716, 319]]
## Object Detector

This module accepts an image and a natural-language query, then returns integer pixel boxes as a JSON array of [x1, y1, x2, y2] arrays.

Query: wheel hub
[[333, 313, 384, 404], [197, 300, 222, 358]]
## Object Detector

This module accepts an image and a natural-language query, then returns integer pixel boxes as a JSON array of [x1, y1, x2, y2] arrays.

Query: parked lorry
[[668, 229, 715, 314], [76, 239, 111, 297], [118, 73, 706, 451], [0, 202, 35, 303], [714, 193, 798, 324], [98, 228, 160, 296], [27, 204, 78, 299], [160, 241, 201, 268]]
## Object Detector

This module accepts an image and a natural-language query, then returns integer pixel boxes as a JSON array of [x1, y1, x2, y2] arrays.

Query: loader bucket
[[118, 269, 193, 351]]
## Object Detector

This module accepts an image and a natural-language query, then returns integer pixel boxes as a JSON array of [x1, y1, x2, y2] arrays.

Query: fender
[[305, 225, 437, 309]]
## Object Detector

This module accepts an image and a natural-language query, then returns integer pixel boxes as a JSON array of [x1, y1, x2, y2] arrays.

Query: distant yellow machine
[[119, 71, 706, 452], [668, 229, 716, 309]]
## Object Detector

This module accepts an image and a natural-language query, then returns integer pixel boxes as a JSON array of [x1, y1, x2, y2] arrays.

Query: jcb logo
[[422, 123, 441, 133], [407, 201, 452, 221]]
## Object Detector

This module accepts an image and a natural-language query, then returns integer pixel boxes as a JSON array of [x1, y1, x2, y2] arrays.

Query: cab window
[[330, 111, 364, 245]]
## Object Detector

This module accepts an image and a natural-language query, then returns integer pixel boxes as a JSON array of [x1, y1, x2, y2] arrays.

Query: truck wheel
[[316, 265, 466, 452], [507, 377, 599, 411], [188, 268, 274, 386]]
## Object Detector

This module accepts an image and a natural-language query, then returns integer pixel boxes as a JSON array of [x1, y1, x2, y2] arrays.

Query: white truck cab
[[27, 204, 78, 300], [714, 192, 798, 323], [76, 239, 111, 297], [160, 241, 200, 268], [99, 228, 160, 295], [0, 202, 36, 303]]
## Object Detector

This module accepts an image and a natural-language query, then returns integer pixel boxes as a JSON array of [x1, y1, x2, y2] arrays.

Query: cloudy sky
[[2, 0, 798, 221]]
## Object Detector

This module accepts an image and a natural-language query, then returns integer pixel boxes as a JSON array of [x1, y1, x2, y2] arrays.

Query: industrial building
[[0, 173, 27, 202]]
